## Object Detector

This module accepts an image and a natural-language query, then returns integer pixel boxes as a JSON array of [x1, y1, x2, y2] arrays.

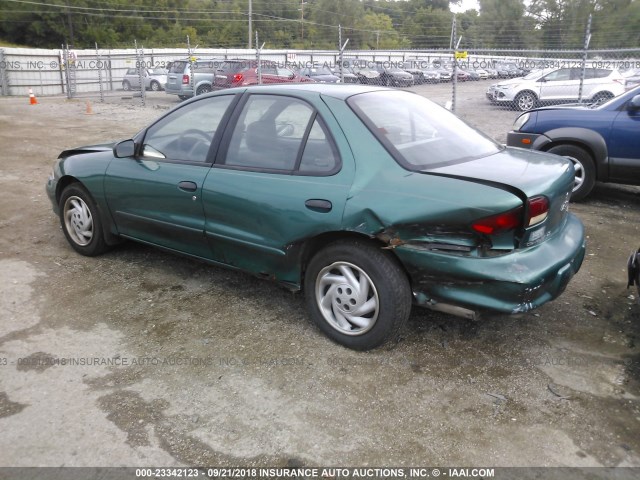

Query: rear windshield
[[348, 90, 502, 170]]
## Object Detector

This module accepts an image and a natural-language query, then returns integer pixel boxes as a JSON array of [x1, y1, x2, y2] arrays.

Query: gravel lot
[[0, 81, 639, 469]]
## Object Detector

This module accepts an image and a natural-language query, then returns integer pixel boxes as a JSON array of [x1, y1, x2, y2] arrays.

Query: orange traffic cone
[[85, 100, 93, 115], [28, 88, 38, 105]]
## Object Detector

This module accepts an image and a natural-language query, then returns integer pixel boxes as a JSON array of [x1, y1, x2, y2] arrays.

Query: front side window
[[544, 69, 571, 82], [348, 90, 502, 170], [142, 95, 234, 162]]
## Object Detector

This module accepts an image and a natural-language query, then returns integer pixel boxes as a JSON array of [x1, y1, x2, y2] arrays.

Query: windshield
[[348, 91, 502, 170], [309, 67, 333, 75], [523, 69, 546, 80]]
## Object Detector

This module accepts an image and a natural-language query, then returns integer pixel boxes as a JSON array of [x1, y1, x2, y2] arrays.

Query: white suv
[[487, 67, 626, 111]]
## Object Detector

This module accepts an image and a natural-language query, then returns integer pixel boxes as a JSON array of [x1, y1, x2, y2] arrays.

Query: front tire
[[150, 80, 161, 91], [514, 91, 537, 111], [59, 184, 108, 256], [547, 144, 596, 201], [304, 240, 412, 350], [122, 80, 131, 91]]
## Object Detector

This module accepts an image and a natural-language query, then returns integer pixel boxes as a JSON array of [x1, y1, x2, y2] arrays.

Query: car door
[[607, 95, 640, 182], [538, 68, 573, 101], [201, 93, 354, 282], [104, 94, 237, 259], [126, 68, 141, 89]]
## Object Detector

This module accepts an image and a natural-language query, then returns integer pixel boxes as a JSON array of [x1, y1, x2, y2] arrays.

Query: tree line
[[0, 0, 638, 51]]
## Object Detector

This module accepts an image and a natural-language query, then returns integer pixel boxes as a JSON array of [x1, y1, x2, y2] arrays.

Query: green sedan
[[46, 84, 586, 350]]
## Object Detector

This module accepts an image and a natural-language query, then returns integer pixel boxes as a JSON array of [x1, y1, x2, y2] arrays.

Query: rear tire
[[547, 144, 596, 201], [591, 91, 614, 105], [304, 240, 412, 350], [196, 84, 212, 95]]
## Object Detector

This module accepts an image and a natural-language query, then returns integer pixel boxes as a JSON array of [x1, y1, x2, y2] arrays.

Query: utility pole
[[298, 1, 307, 41], [248, 0, 253, 49]]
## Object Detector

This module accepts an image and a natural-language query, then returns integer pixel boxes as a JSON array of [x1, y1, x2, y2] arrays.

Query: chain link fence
[[1, 38, 638, 112]]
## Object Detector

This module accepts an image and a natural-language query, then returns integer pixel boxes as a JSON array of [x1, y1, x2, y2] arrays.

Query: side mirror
[[113, 139, 136, 158], [628, 95, 640, 111]]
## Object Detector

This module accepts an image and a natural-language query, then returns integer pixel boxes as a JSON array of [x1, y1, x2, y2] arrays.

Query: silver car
[[487, 67, 626, 111], [122, 68, 167, 92]]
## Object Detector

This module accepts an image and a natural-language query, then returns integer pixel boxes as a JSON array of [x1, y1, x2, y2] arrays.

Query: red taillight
[[182, 74, 190, 85], [472, 207, 522, 235], [233, 73, 243, 83], [471, 196, 549, 235]]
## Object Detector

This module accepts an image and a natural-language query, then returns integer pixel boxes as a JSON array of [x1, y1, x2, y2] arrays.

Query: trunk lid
[[426, 147, 574, 247]]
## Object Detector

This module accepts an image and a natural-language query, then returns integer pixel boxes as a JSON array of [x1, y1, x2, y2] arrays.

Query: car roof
[[210, 83, 389, 100]]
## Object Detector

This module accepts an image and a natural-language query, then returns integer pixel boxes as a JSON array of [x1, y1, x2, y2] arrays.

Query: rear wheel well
[[298, 231, 410, 289]]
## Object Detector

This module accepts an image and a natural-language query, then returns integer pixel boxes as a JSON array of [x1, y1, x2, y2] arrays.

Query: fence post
[[256, 31, 262, 85], [187, 35, 195, 96], [451, 16, 457, 113], [138, 43, 146, 106], [578, 14, 592, 103], [96, 42, 104, 103], [63, 45, 74, 99], [0, 49, 8, 96]]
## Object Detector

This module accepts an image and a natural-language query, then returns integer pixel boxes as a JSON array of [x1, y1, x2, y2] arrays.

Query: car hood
[[494, 77, 526, 87], [59, 143, 115, 158], [311, 74, 339, 82], [358, 70, 380, 78], [528, 104, 593, 113], [426, 147, 573, 199]]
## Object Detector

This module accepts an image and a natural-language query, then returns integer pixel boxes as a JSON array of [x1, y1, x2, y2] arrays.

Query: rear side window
[[222, 94, 340, 175], [349, 90, 501, 170], [169, 61, 187, 74]]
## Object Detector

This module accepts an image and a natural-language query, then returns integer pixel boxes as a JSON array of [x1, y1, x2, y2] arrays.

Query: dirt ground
[[0, 82, 639, 469]]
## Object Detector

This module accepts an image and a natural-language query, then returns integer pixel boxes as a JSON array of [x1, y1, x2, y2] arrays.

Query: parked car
[[473, 68, 489, 80], [299, 66, 340, 83], [214, 60, 312, 88], [122, 68, 167, 92], [495, 62, 524, 78], [46, 84, 585, 350], [507, 86, 640, 200], [455, 70, 472, 82], [487, 67, 626, 111], [329, 66, 359, 84], [165, 58, 224, 99], [623, 68, 640, 91], [420, 67, 441, 83], [401, 60, 427, 85], [484, 66, 499, 79], [372, 63, 414, 87], [343, 60, 381, 85]]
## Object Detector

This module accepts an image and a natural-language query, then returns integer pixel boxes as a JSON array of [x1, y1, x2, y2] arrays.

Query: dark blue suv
[[507, 86, 640, 200]]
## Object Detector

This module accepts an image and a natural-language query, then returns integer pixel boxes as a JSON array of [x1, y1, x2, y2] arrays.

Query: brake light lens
[[182, 74, 189, 85], [233, 73, 243, 83], [472, 207, 522, 235], [472, 196, 549, 235], [527, 195, 549, 226]]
